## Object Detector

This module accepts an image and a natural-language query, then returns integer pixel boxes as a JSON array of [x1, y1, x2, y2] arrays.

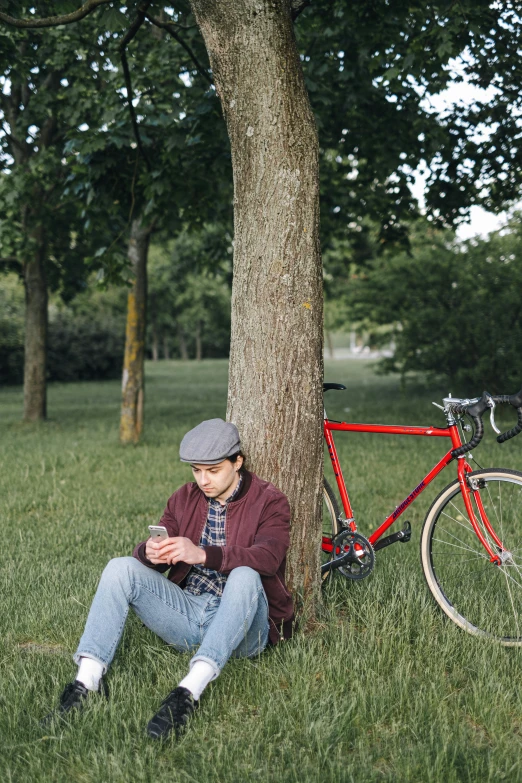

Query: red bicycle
[[321, 383, 522, 645]]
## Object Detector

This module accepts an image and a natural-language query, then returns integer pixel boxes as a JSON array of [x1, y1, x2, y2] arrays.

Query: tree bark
[[23, 241, 48, 421], [7, 67, 61, 424], [189, 0, 324, 612], [120, 216, 152, 444], [195, 321, 202, 361], [178, 325, 189, 360], [163, 334, 170, 360]]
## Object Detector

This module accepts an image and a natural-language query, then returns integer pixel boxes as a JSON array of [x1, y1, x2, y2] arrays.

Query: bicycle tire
[[322, 478, 341, 579], [420, 468, 522, 646], [323, 477, 341, 539]]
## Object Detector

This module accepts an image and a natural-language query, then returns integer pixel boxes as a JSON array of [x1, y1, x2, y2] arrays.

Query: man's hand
[[145, 536, 207, 567]]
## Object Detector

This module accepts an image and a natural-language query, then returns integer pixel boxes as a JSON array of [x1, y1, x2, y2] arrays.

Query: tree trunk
[[151, 296, 159, 361], [120, 217, 152, 444], [163, 335, 170, 360], [178, 325, 189, 360], [195, 321, 202, 361], [190, 0, 324, 613], [23, 244, 48, 422]]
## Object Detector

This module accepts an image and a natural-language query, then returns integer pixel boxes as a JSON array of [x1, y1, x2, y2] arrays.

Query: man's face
[[191, 457, 243, 503]]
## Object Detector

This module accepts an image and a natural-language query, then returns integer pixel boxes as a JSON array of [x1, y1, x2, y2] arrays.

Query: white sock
[[178, 660, 217, 700], [76, 656, 104, 692]]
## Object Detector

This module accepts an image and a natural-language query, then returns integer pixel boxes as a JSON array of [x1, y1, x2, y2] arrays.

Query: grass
[[2, 359, 522, 782]]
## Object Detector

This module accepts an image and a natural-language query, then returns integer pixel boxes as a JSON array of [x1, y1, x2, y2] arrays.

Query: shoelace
[[159, 689, 195, 721], [60, 681, 87, 706]]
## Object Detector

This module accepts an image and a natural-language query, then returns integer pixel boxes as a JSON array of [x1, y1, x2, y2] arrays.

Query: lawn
[[1, 359, 522, 782]]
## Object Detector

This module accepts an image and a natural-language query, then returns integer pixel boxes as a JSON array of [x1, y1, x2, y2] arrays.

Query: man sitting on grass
[[43, 418, 294, 740]]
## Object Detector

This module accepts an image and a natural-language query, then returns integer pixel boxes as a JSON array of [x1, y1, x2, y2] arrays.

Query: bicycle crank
[[322, 530, 375, 580]]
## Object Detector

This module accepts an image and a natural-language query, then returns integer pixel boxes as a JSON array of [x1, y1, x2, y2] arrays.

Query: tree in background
[[422, 3, 522, 224], [0, 16, 108, 419], [298, 0, 522, 251], [148, 224, 232, 361], [0, 272, 24, 385], [63, 7, 232, 444], [348, 218, 522, 393], [0, 270, 126, 385]]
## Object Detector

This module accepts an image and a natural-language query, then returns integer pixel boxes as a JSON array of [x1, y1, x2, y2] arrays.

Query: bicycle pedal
[[399, 520, 412, 543]]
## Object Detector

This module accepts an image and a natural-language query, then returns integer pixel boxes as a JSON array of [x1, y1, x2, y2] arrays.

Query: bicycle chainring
[[333, 530, 375, 580]]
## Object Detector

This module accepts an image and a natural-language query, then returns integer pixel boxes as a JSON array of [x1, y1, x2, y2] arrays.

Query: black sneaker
[[146, 686, 197, 740], [40, 679, 108, 726]]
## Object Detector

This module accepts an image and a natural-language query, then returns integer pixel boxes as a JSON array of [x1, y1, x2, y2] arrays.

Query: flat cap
[[179, 418, 241, 465]]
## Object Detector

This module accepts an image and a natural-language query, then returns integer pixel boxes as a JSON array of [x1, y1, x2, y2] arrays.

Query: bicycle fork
[[458, 460, 504, 565]]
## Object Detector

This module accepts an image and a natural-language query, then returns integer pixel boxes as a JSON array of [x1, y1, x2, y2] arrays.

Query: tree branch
[[291, 0, 312, 21], [1, 126, 28, 154], [119, 3, 152, 171], [1, 123, 31, 164], [0, 0, 112, 29], [147, 215, 158, 235], [145, 13, 213, 85]]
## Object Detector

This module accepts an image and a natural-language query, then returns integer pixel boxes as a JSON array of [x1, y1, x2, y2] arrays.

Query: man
[[43, 418, 294, 740]]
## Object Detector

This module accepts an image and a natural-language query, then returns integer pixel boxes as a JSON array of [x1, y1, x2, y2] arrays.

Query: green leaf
[[102, 7, 128, 33]]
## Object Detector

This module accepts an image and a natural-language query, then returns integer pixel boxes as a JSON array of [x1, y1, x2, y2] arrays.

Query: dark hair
[[227, 450, 246, 470]]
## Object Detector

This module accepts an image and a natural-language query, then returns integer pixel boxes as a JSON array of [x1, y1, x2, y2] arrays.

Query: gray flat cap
[[179, 418, 241, 464]]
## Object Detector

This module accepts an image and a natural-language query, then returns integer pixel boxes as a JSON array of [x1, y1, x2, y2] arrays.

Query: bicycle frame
[[323, 417, 504, 565]]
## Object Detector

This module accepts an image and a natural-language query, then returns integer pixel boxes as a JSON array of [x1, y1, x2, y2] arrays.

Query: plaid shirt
[[184, 473, 243, 597]]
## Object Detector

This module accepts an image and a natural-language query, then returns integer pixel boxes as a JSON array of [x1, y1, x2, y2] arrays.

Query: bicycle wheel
[[421, 468, 522, 646], [323, 477, 341, 539], [322, 478, 340, 578]]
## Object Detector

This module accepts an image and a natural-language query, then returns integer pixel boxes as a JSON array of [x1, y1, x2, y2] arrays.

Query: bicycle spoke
[[499, 564, 522, 593], [441, 506, 492, 552], [431, 556, 494, 564], [435, 565, 496, 582], [508, 561, 522, 582], [501, 567, 521, 638], [430, 553, 492, 560], [432, 529, 489, 559], [445, 502, 478, 533]]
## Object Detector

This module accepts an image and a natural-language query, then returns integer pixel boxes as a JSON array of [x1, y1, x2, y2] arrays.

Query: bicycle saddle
[[323, 383, 346, 392]]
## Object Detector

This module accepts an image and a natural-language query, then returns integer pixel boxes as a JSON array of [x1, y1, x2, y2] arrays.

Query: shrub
[[0, 274, 24, 385], [0, 273, 125, 385], [47, 313, 124, 382], [349, 225, 522, 394]]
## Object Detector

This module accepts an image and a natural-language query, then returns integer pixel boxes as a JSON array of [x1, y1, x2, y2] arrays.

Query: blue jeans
[[74, 558, 269, 680]]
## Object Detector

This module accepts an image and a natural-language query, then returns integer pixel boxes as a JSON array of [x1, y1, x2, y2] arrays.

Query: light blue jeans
[[74, 557, 269, 680]]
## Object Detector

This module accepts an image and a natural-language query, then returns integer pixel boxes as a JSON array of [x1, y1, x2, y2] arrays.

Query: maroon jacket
[[133, 470, 294, 645]]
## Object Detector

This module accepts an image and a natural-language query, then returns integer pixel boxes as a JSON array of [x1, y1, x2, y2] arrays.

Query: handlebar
[[497, 403, 522, 444], [448, 387, 522, 457], [450, 398, 486, 458]]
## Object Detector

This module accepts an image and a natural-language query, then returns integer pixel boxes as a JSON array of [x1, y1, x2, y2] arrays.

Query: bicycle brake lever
[[490, 405, 501, 435], [432, 402, 444, 411], [483, 394, 501, 434]]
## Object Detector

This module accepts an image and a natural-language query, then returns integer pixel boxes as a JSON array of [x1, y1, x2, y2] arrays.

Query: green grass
[[2, 359, 522, 782]]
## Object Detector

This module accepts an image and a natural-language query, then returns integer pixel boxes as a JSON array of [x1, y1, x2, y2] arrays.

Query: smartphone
[[148, 525, 168, 541]]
